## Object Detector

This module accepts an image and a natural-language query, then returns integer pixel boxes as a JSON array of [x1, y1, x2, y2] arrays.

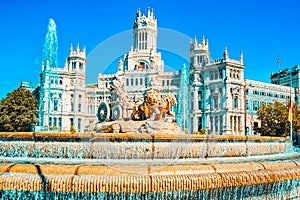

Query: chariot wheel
[[111, 104, 122, 121], [97, 102, 110, 122]]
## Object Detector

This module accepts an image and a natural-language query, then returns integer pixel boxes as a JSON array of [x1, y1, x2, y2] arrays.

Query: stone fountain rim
[[0, 132, 291, 142]]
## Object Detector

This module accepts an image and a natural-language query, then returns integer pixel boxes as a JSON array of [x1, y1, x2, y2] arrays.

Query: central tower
[[123, 8, 164, 72], [133, 8, 157, 51]]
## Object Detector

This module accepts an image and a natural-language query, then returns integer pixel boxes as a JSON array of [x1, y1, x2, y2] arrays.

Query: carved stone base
[[95, 120, 183, 134]]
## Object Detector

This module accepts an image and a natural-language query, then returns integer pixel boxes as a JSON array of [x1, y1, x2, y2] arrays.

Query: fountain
[[1, 16, 300, 200], [0, 84, 300, 199], [0, 132, 299, 199]]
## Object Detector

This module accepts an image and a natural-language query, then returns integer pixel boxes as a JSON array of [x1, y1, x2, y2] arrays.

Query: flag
[[277, 58, 281, 64], [288, 101, 293, 122]]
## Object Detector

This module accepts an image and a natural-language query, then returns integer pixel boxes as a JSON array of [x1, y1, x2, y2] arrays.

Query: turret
[[67, 43, 87, 72], [189, 36, 210, 68]]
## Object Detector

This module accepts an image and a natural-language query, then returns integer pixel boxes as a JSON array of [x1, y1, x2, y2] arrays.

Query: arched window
[[58, 117, 62, 128], [78, 103, 82, 112], [49, 117, 52, 126], [53, 100, 58, 111], [234, 97, 239, 108], [70, 118, 74, 126], [210, 71, 213, 80], [53, 117, 57, 126], [214, 70, 218, 80], [78, 118, 81, 132]]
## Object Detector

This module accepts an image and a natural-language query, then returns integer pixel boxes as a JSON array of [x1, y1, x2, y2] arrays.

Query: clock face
[[97, 102, 110, 122]]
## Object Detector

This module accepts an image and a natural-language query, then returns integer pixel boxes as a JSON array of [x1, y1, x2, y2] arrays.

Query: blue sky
[[0, 0, 299, 99]]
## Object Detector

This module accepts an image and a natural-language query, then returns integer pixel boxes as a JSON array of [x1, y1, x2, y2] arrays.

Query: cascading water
[[43, 18, 58, 69], [176, 64, 191, 133]]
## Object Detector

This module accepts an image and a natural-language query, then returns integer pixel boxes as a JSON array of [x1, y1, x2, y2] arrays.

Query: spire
[[43, 18, 58, 69], [147, 7, 151, 17], [83, 45, 86, 54], [70, 43, 73, 52], [76, 43, 80, 52], [223, 46, 229, 59], [202, 35, 205, 46], [136, 8, 141, 19], [206, 39, 209, 49], [194, 36, 198, 44], [240, 50, 244, 65]]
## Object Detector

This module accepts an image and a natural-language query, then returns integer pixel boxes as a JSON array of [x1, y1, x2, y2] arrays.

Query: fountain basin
[[0, 132, 299, 199], [0, 133, 292, 159]]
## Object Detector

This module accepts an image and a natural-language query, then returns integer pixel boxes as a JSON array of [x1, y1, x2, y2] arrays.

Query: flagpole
[[290, 73, 293, 140]]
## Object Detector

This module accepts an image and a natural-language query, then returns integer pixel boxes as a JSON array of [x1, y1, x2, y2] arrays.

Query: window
[[140, 78, 143, 85], [198, 91, 202, 99], [78, 103, 82, 112], [198, 117, 202, 132], [53, 117, 57, 126], [234, 97, 239, 108], [219, 69, 223, 79], [210, 116, 213, 132], [70, 118, 74, 126], [210, 72, 213, 80], [136, 78, 138, 85], [198, 100, 202, 110], [131, 78, 134, 86], [58, 118, 62, 128], [71, 103, 74, 112], [49, 117, 52, 126], [220, 117, 223, 133], [215, 116, 219, 132], [253, 101, 258, 111], [78, 118, 81, 132], [246, 100, 249, 110], [53, 100, 58, 111], [218, 88, 222, 95], [214, 71, 218, 80], [214, 96, 219, 109], [126, 79, 129, 86]]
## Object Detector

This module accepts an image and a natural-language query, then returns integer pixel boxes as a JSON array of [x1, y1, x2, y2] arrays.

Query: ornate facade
[[28, 8, 298, 135]]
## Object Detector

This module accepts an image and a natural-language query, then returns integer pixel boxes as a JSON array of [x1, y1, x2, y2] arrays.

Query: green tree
[[0, 88, 38, 132], [291, 103, 300, 135], [255, 101, 300, 137]]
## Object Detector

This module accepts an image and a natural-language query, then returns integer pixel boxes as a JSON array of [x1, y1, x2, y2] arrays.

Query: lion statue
[[131, 89, 177, 121]]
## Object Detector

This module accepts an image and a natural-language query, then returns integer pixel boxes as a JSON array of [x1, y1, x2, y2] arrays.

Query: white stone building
[[30, 8, 297, 134]]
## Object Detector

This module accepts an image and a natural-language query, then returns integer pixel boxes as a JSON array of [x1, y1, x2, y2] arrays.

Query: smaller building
[[270, 65, 300, 104], [245, 79, 296, 135]]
